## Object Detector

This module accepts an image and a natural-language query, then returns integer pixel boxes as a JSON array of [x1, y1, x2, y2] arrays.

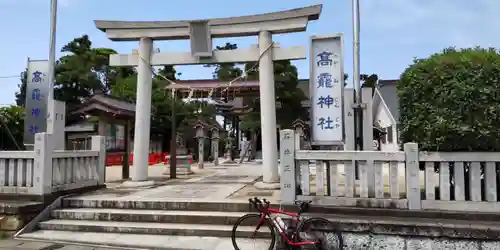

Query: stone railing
[[0, 133, 105, 196], [279, 129, 500, 212], [0, 151, 37, 194]]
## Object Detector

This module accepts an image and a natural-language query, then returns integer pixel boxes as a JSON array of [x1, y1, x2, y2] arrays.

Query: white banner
[[309, 34, 345, 145], [24, 59, 50, 145]]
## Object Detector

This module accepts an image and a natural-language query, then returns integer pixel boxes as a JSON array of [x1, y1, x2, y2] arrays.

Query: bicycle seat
[[294, 200, 312, 213], [294, 200, 312, 205]]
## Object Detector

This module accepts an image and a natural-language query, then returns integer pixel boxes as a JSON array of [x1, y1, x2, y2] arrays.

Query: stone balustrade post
[[291, 119, 308, 191], [279, 129, 296, 204], [91, 135, 106, 185], [404, 142, 421, 210], [33, 132, 53, 195]]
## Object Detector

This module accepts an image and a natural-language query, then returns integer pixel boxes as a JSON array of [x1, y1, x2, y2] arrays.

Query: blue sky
[[0, 0, 498, 105]]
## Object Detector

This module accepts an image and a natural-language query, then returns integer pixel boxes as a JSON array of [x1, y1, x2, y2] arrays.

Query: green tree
[[54, 35, 108, 106], [399, 47, 500, 201], [205, 43, 242, 81], [15, 71, 27, 106], [92, 47, 135, 92], [15, 35, 131, 108], [241, 60, 308, 130], [0, 105, 24, 150], [343, 73, 378, 90], [202, 42, 243, 132], [398, 47, 500, 152], [110, 73, 180, 137]]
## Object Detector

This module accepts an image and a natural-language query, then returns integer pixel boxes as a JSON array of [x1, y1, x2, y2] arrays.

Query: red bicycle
[[231, 197, 343, 250]]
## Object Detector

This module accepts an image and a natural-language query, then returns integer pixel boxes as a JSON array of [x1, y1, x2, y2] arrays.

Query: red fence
[[105, 152, 194, 167], [105, 152, 167, 167]]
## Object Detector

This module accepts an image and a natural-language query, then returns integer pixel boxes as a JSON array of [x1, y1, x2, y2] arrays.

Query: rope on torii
[[136, 41, 275, 100]]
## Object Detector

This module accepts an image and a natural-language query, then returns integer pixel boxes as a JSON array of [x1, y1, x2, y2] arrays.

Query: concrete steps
[[22, 197, 500, 249], [51, 208, 249, 225], [19, 230, 272, 250], [17, 198, 274, 249], [62, 198, 252, 212], [37, 219, 270, 238]]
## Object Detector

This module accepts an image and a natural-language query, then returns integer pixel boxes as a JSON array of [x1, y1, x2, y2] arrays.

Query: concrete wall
[[343, 233, 498, 250]]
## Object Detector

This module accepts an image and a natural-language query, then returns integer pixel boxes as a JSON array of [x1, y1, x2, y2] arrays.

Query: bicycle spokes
[[301, 221, 341, 250], [232, 214, 275, 250]]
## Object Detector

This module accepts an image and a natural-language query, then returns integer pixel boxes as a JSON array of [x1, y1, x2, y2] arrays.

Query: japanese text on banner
[[315, 50, 341, 131], [23, 60, 49, 145]]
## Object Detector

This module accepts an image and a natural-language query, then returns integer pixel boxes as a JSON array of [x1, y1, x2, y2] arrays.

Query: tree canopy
[[15, 35, 136, 108], [398, 47, 500, 151], [0, 105, 24, 150]]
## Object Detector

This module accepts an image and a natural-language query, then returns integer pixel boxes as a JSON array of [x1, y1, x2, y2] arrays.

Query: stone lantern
[[291, 119, 309, 150], [194, 120, 208, 169], [210, 127, 220, 166], [290, 118, 310, 194]]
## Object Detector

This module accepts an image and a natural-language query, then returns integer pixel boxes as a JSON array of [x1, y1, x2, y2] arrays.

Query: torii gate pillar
[[258, 31, 279, 185], [132, 37, 153, 182]]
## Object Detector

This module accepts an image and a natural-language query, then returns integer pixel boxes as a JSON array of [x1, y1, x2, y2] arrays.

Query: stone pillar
[[91, 135, 106, 185], [47, 100, 66, 150], [225, 135, 234, 162], [194, 123, 206, 169], [362, 87, 375, 196], [294, 127, 303, 150], [292, 119, 308, 194], [98, 119, 107, 136], [131, 37, 153, 182], [197, 137, 205, 169], [258, 30, 279, 184], [211, 128, 219, 166]]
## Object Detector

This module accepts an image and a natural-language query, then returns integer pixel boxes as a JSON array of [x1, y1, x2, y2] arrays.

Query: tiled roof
[[90, 94, 135, 112]]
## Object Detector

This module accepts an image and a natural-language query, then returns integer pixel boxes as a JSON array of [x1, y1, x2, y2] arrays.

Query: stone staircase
[[17, 197, 272, 250], [16, 196, 500, 250]]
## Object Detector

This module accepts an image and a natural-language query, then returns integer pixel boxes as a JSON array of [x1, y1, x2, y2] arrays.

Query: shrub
[[398, 47, 500, 152]]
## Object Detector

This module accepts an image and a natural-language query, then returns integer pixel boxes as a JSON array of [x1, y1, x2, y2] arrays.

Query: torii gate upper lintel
[[94, 4, 322, 187]]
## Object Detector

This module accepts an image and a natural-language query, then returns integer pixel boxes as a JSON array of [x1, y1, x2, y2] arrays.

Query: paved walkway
[[75, 162, 268, 202], [89, 161, 416, 202], [0, 239, 132, 250]]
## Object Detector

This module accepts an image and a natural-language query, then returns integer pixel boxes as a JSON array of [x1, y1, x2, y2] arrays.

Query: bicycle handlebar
[[248, 197, 314, 215], [248, 197, 270, 212]]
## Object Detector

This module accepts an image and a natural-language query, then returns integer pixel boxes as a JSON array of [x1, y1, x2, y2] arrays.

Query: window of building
[[387, 126, 393, 143], [380, 127, 387, 143]]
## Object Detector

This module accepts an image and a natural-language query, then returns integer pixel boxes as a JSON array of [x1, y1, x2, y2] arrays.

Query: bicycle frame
[[256, 206, 317, 247]]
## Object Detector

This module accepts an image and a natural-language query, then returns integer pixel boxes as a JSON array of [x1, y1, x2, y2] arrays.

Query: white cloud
[[361, 0, 500, 48]]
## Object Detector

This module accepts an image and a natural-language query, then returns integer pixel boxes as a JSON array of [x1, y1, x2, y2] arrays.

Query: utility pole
[[352, 0, 362, 150], [47, 0, 57, 101]]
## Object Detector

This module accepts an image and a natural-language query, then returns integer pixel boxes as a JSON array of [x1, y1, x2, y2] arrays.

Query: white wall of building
[[374, 98, 399, 152]]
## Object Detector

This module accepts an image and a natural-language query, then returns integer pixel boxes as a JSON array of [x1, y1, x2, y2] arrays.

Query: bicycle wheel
[[296, 217, 343, 250], [231, 213, 276, 250]]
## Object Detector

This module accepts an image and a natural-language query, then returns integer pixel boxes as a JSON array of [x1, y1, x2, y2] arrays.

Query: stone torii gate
[[94, 5, 322, 188]]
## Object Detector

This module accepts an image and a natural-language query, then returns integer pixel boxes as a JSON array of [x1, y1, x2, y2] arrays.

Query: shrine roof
[[194, 117, 224, 131], [69, 94, 135, 119]]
